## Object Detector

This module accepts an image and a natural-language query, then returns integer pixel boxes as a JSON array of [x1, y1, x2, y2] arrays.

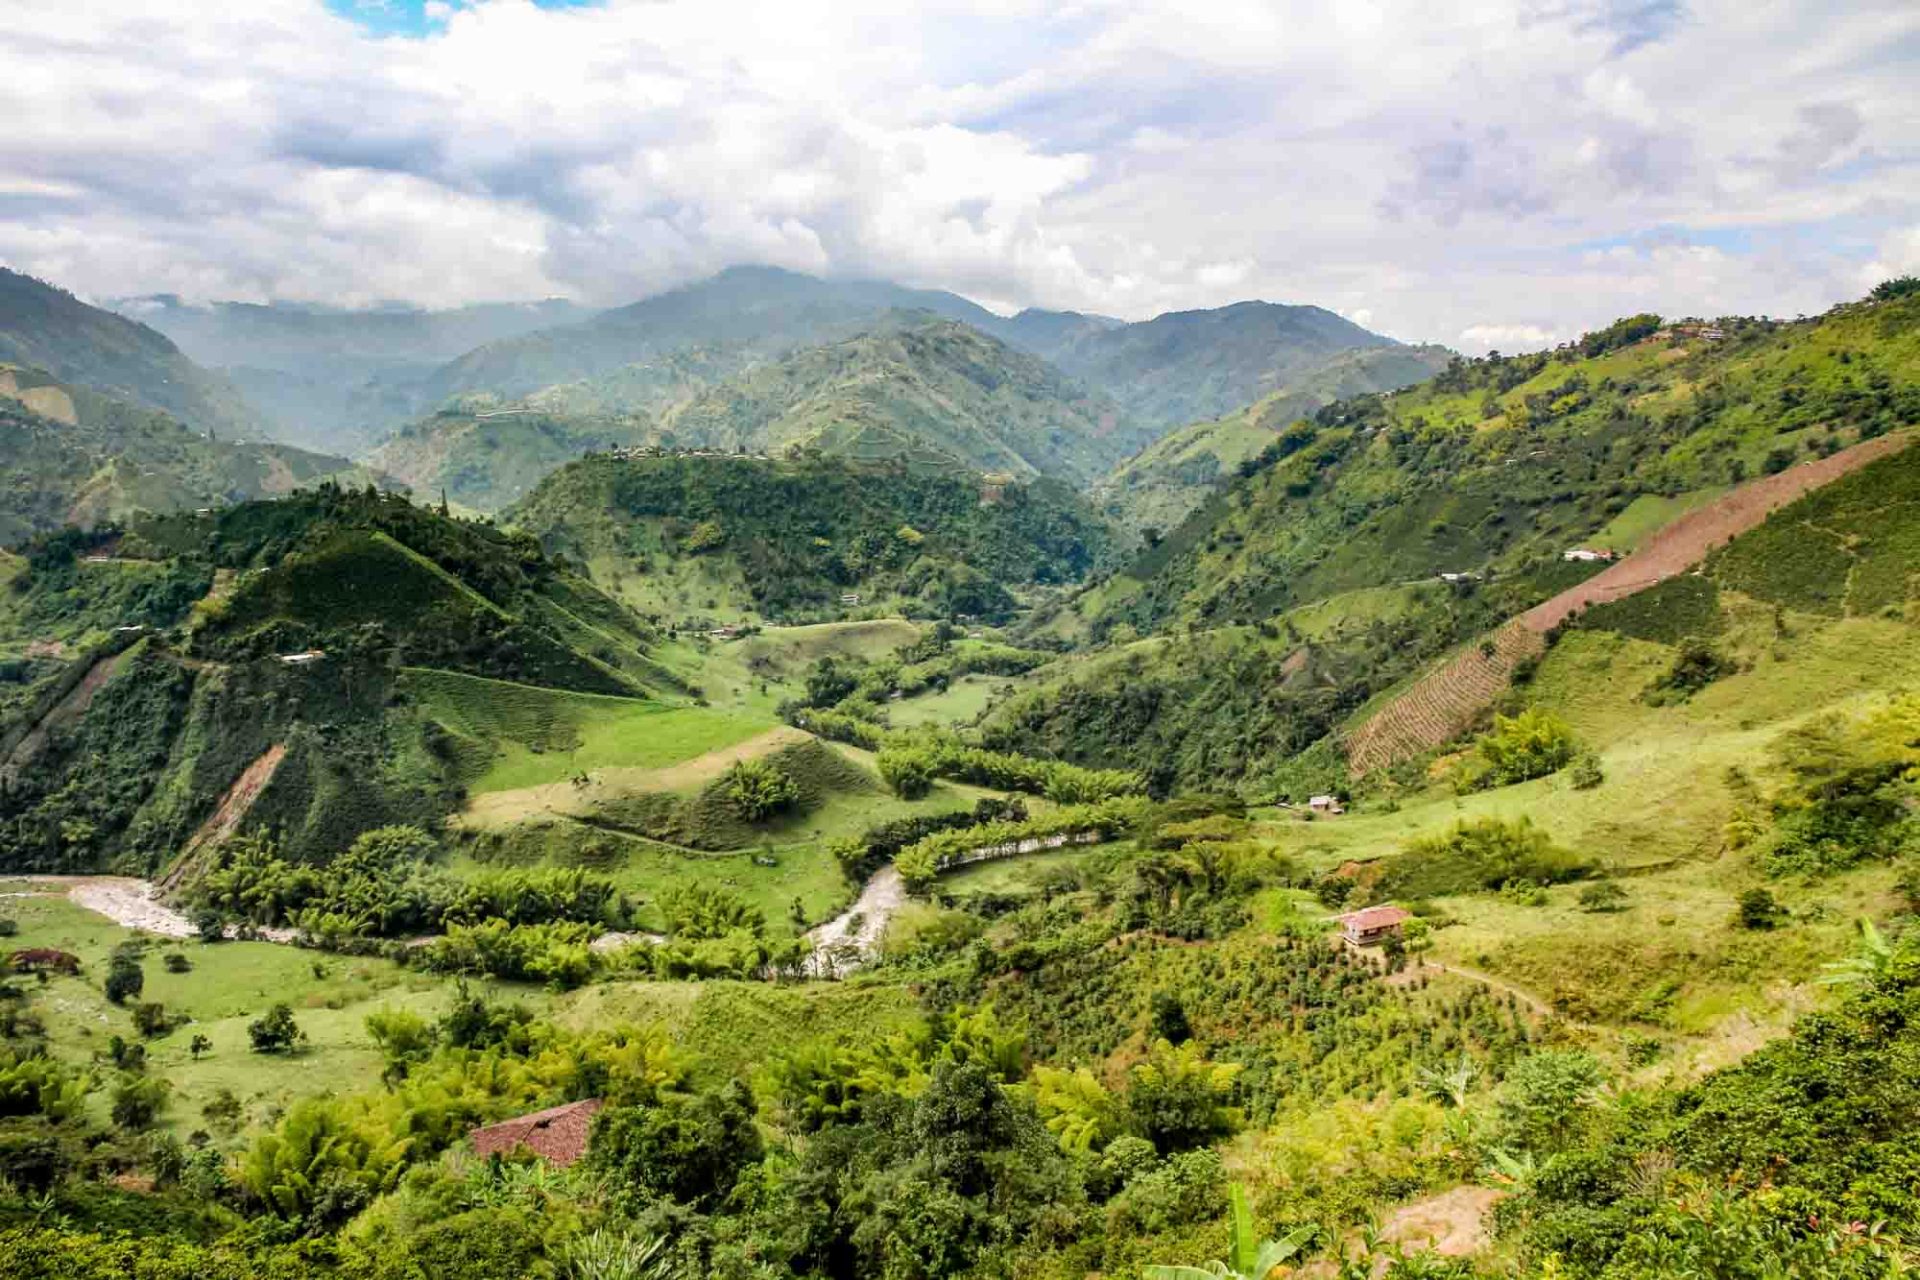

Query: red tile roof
[[469, 1097, 603, 1167], [1335, 905, 1412, 932]]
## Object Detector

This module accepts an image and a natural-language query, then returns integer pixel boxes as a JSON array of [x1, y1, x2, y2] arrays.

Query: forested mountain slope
[[0, 269, 255, 436], [655, 319, 1138, 483], [1094, 343, 1455, 533], [368, 400, 654, 513], [1080, 296, 1920, 638], [991, 293, 1920, 793], [0, 487, 675, 872], [1007, 297, 1417, 431], [118, 295, 588, 453], [510, 453, 1115, 623], [421, 265, 1005, 405], [0, 363, 384, 544]]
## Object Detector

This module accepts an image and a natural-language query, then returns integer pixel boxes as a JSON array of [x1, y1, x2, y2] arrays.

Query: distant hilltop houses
[[1655, 322, 1727, 343], [596, 445, 773, 461]]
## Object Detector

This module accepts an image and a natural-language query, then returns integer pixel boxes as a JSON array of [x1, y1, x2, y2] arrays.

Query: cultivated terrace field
[[1, 286, 1918, 1280]]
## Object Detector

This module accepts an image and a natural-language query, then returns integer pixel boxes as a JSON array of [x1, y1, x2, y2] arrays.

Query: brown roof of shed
[[1335, 905, 1412, 931], [469, 1097, 603, 1167]]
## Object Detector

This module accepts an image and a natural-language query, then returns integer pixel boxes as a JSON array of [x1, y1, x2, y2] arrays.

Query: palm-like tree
[[1143, 1183, 1316, 1279], [1818, 918, 1894, 989], [1415, 1055, 1480, 1109]]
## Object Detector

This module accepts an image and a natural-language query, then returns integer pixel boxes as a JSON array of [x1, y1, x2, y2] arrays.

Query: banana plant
[[1143, 1183, 1316, 1279]]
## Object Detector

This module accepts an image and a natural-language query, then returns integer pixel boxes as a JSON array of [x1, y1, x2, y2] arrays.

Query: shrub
[[716, 757, 800, 822], [248, 1003, 306, 1054], [162, 953, 192, 973], [104, 949, 144, 1005], [110, 1075, 169, 1131], [1466, 708, 1578, 789], [1568, 751, 1605, 790], [1735, 888, 1786, 931], [877, 747, 937, 799], [1577, 881, 1628, 913], [1380, 816, 1591, 898], [131, 1002, 174, 1038], [1644, 639, 1736, 703]]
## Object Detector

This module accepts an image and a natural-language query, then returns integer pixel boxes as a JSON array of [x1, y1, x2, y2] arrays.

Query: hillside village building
[[1333, 905, 1412, 946], [469, 1098, 604, 1167]]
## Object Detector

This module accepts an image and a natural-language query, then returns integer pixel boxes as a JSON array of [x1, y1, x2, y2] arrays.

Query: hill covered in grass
[[0, 486, 684, 872], [0, 269, 255, 436], [1095, 343, 1455, 534], [0, 363, 385, 544], [1078, 294, 1920, 638], [511, 453, 1116, 623]]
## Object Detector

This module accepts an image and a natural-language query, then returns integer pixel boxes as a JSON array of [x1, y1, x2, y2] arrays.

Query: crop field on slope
[[403, 668, 773, 793], [0, 887, 486, 1138]]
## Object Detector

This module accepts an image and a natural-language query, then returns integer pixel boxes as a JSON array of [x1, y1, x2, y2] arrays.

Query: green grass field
[[0, 888, 490, 1137], [403, 668, 774, 792]]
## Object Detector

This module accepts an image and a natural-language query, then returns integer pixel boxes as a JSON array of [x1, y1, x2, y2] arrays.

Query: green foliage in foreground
[[1756, 693, 1919, 877]]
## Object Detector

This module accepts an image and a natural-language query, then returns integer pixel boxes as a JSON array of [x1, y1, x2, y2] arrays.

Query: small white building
[[277, 649, 327, 666], [1308, 794, 1344, 815], [1562, 547, 1616, 563]]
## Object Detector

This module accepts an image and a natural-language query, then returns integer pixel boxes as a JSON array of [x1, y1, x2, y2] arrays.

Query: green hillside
[[0, 362, 385, 544], [1009, 296, 1420, 430], [656, 319, 1138, 483], [368, 400, 654, 512], [0, 269, 255, 435], [511, 452, 1116, 623], [1096, 343, 1455, 534], [421, 265, 1006, 403], [0, 487, 684, 871], [1082, 296, 1920, 637]]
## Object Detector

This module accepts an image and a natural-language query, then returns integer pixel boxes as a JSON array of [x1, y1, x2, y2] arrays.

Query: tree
[[1869, 275, 1919, 302], [104, 949, 144, 1005], [1471, 709, 1578, 788], [877, 747, 936, 800], [132, 1002, 173, 1038], [248, 1003, 306, 1054], [110, 1075, 169, 1130], [1735, 888, 1786, 931], [1818, 918, 1895, 990], [1497, 1051, 1604, 1151], [717, 758, 800, 822], [189, 1034, 212, 1060], [1142, 1182, 1316, 1279], [1127, 1039, 1242, 1154], [1151, 990, 1193, 1045]]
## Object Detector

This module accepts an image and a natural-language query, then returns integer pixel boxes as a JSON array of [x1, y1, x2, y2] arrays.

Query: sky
[[2, 0, 1916, 353]]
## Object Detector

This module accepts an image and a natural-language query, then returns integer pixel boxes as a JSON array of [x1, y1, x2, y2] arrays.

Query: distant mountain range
[[0, 362, 383, 545], [0, 269, 255, 438], [113, 266, 1443, 494], [112, 294, 589, 455]]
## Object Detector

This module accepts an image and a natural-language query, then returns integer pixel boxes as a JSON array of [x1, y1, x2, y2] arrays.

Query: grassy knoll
[[404, 668, 773, 793], [452, 738, 1021, 930]]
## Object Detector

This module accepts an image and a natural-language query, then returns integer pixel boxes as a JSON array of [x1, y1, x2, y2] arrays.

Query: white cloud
[[0, 0, 1913, 346]]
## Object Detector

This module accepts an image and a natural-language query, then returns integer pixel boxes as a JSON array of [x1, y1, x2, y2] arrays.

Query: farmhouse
[[277, 649, 327, 666], [1333, 905, 1412, 947], [1561, 547, 1616, 562], [469, 1098, 604, 1168], [1308, 794, 1344, 815]]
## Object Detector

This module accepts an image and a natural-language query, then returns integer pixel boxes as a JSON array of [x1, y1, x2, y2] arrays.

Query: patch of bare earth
[[1382, 1184, 1506, 1258]]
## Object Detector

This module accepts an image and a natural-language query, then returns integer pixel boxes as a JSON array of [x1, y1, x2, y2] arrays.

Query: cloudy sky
[[3, 0, 1915, 351]]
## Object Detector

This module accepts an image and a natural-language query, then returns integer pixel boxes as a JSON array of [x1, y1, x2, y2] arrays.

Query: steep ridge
[[1342, 430, 1915, 773], [0, 269, 254, 435]]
